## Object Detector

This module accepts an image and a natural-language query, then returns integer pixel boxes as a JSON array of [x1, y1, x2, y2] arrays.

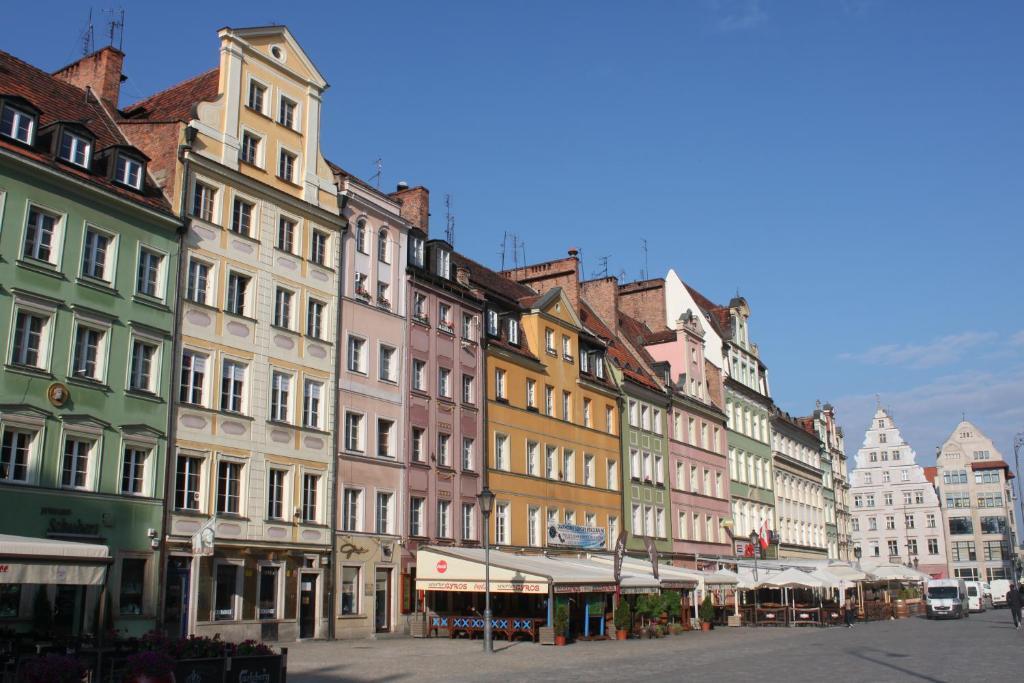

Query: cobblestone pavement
[[286, 610, 1023, 682]]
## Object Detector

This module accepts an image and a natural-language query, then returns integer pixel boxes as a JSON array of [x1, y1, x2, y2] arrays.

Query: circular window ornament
[[47, 382, 70, 407], [270, 45, 286, 62]]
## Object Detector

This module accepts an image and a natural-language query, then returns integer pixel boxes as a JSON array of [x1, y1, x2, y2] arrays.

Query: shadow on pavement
[[848, 648, 944, 683]]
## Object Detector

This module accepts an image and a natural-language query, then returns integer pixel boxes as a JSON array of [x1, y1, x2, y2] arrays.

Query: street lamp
[[749, 531, 760, 582], [478, 486, 495, 653]]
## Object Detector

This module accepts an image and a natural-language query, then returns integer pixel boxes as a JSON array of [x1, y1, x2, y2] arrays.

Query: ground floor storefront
[[0, 487, 161, 636], [333, 532, 400, 639]]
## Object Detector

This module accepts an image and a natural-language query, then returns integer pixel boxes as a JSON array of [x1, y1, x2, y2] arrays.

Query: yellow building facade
[[485, 288, 622, 550]]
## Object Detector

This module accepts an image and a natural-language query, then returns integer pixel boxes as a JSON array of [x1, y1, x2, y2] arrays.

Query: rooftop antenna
[[370, 158, 383, 188], [499, 232, 508, 271], [640, 239, 649, 280], [102, 7, 125, 51], [511, 233, 520, 270], [81, 9, 96, 56], [875, 394, 881, 410], [444, 194, 455, 246], [592, 256, 609, 279]]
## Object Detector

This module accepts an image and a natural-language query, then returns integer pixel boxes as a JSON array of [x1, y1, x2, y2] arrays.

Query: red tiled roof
[[121, 68, 219, 122], [970, 460, 1015, 478], [923, 467, 938, 485], [0, 50, 172, 213], [683, 283, 731, 337], [580, 301, 660, 392], [454, 251, 537, 306]]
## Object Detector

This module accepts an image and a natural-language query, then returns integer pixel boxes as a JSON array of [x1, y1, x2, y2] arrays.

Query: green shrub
[[614, 601, 632, 632], [698, 594, 715, 624], [554, 604, 570, 637]]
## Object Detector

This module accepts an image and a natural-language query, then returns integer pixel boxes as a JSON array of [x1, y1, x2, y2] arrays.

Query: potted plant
[[125, 651, 176, 683], [553, 604, 570, 646], [699, 594, 715, 631], [660, 590, 681, 626], [22, 654, 86, 683], [613, 601, 632, 640]]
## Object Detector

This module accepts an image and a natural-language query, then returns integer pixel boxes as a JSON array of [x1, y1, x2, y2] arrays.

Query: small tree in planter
[[634, 594, 661, 632], [699, 594, 716, 631], [613, 601, 632, 640], [660, 590, 681, 625], [553, 604, 570, 646]]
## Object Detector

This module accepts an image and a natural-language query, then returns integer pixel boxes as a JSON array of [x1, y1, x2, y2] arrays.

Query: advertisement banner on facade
[[546, 523, 606, 549], [191, 517, 216, 557], [416, 579, 548, 594]]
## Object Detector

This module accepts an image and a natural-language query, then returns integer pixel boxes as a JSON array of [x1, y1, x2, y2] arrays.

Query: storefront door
[[163, 556, 191, 638], [53, 586, 82, 636], [299, 574, 318, 639], [375, 568, 391, 632]]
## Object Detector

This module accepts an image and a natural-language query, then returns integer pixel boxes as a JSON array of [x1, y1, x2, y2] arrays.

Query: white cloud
[[838, 331, 998, 369], [833, 366, 1024, 467], [706, 0, 768, 31], [1010, 330, 1024, 347]]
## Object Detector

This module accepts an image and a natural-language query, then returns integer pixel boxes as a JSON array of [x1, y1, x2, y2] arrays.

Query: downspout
[[156, 125, 196, 633], [327, 193, 350, 640]]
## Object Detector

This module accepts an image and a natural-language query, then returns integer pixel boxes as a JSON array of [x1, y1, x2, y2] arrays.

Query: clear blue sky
[[7, 1, 1023, 468]]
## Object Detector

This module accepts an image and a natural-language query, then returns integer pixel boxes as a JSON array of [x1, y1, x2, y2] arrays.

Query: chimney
[[581, 277, 620, 335], [53, 47, 125, 108], [504, 251, 581, 310], [389, 185, 429, 234]]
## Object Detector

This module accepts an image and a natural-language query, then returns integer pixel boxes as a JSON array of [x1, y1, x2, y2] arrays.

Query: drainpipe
[[156, 125, 196, 633], [327, 194, 350, 640]]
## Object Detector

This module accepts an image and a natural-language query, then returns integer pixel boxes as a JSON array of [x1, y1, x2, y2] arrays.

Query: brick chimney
[[503, 249, 582, 310], [618, 278, 666, 332], [581, 277, 620, 335], [389, 184, 430, 234], [53, 47, 125, 108]]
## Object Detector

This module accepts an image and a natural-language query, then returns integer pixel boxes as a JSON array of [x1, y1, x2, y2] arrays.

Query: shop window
[[214, 563, 239, 620], [119, 558, 146, 615], [259, 566, 280, 620], [341, 566, 360, 615]]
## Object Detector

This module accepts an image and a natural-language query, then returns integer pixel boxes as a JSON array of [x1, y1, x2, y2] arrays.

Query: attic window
[[58, 129, 91, 168], [409, 236, 425, 267], [270, 45, 285, 61], [1, 102, 35, 144], [435, 248, 450, 279], [486, 310, 499, 337], [115, 154, 144, 189], [507, 319, 519, 345]]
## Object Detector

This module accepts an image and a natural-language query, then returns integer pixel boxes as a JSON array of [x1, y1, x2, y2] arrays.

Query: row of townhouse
[[0, 24, 854, 644]]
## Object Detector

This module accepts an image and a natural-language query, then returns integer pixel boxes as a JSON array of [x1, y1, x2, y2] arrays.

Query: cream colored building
[[122, 25, 343, 641], [935, 420, 1018, 583]]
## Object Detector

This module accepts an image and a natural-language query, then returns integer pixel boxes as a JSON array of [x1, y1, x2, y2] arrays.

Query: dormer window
[[435, 248, 450, 279], [1, 102, 35, 144], [58, 130, 91, 168], [115, 154, 144, 189], [486, 310, 499, 337], [507, 319, 519, 345], [595, 355, 605, 379], [409, 236, 425, 267]]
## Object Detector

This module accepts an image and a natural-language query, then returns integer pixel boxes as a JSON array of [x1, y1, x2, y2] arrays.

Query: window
[[410, 235, 425, 267], [437, 433, 451, 466], [220, 360, 246, 413], [82, 228, 111, 280], [278, 150, 296, 182], [248, 80, 266, 112], [435, 249, 450, 279], [563, 449, 575, 482], [438, 302, 453, 332], [948, 517, 974, 535], [240, 132, 260, 165], [926, 513, 936, 528], [377, 419, 394, 457], [606, 406, 615, 434], [412, 292, 427, 321], [545, 386, 554, 415], [174, 455, 202, 510], [61, 438, 91, 489], [1, 102, 34, 143], [226, 272, 249, 316], [270, 372, 291, 422], [984, 540, 1007, 561], [526, 441, 539, 476], [267, 469, 286, 519], [379, 345, 396, 382], [438, 500, 451, 538], [279, 96, 296, 128], [340, 566, 360, 615], [258, 566, 280, 620], [630, 449, 640, 480], [137, 248, 163, 298], [981, 516, 1008, 534], [117, 446, 147, 495], [119, 558, 146, 616], [494, 368, 507, 400], [344, 413, 364, 452], [462, 313, 475, 340], [346, 336, 366, 374], [377, 229, 390, 262], [628, 401, 639, 427], [412, 359, 426, 391], [495, 502, 510, 545], [562, 391, 572, 422], [355, 219, 369, 253], [462, 437, 474, 471], [186, 259, 210, 304], [214, 564, 240, 621], [23, 207, 58, 263], [307, 299, 325, 339], [273, 288, 293, 328], [584, 454, 595, 486], [526, 379, 536, 409], [216, 461, 242, 514], [462, 374, 475, 404], [583, 398, 592, 427], [607, 460, 618, 490], [951, 541, 976, 562], [303, 381, 323, 429], [507, 319, 519, 345], [311, 230, 328, 266], [342, 488, 362, 531], [462, 503, 475, 541], [562, 335, 572, 360], [115, 155, 143, 189], [545, 328, 555, 353], [654, 455, 664, 485], [411, 427, 425, 462], [376, 491, 393, 534], [277, 216, 295, 252], [546, 445, 558, 479], [528, 506, 541, 547], [192, 182, 216, 222], [410, 497, 425, 536], [71, 325, 105, 380], [0, 428, 33, 483], [438, 367, 452, 398]]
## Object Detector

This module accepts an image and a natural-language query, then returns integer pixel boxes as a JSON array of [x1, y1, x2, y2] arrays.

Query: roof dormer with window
[[0, 96, 39, 145]]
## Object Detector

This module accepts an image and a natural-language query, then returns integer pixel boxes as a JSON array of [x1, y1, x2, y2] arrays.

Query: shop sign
[[621, 586, 660, 595], [436, 559, 448, 574], [546, 523, 606, 550], [227, 655, 284, 683], [554, 584, 616, 594], [416, 580, 547, 594]]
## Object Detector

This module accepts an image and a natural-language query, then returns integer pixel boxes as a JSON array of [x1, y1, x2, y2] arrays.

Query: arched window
[[356, 219, 368, 254], [377, 229, 389, 262]]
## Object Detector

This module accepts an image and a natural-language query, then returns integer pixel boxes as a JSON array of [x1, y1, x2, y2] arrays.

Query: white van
[[990, 579, 1012, 607], [926, 579, 967, 619], [964, 581, 985, 612]]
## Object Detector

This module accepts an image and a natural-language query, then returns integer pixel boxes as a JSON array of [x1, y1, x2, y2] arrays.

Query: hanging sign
[[547, 523, 606, 550]]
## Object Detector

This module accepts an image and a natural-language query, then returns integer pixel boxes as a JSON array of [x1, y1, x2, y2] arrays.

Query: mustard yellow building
[[465, 260, 622, 550]]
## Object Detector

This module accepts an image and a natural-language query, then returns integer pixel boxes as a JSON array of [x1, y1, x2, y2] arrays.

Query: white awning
[[416, 546, 617, 594], [758, 567, 828, 589], [0, 534, 111, 586]]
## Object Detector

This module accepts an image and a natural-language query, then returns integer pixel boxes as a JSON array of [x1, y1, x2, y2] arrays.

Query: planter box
[[410, 618, 430, 638], [173, 654, 287, 683], [727, 614, 743, 627], [175, 657, 226, 683], [538, 626, 556, 646]]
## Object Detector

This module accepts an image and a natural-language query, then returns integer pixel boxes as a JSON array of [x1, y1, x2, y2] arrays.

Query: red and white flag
[[758, 519, 770, 551]]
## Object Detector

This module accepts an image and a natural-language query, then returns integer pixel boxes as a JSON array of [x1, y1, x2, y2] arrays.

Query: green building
[[0, 48, 180, 636]]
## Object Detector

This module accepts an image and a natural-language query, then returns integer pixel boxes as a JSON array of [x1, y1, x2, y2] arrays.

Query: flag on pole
[[758, 519, 770, 551]]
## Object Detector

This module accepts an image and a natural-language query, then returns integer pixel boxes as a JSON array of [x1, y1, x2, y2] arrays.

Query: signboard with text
[[547, 523, 606, 550]]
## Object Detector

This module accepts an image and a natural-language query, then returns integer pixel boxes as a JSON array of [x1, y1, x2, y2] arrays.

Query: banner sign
[[546, 523, 606, 549], [416, 580, 547, 594], [191, 517, 216, 557], [643, 537, 659, 580], [554, 584, 617, 594], [613, 530, 628, 583]]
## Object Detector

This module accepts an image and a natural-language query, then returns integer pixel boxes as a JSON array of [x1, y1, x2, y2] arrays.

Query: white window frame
[[80, 225, 116, 283], [21, 204, 64, 267], [135, 246, 167, 301], [269, 370, 293, 423], [127, 329, 162, 395]]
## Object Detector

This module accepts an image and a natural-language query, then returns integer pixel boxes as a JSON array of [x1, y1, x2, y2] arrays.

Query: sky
[[5, 1, 1023, 471]]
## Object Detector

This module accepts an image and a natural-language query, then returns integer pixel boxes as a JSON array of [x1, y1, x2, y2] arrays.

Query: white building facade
[[934, 420, 1018, 582], [850, 408, 948, 578]]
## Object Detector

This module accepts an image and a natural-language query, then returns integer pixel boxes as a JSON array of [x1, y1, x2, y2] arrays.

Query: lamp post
[[749, 531, 760, 582], [478, 486, 495, 653]]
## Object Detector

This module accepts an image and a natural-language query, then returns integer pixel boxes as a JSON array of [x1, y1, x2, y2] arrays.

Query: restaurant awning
[[758, 567, 827, 589], [588, 556, 700, 591], [0, 534, 111, 586]]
